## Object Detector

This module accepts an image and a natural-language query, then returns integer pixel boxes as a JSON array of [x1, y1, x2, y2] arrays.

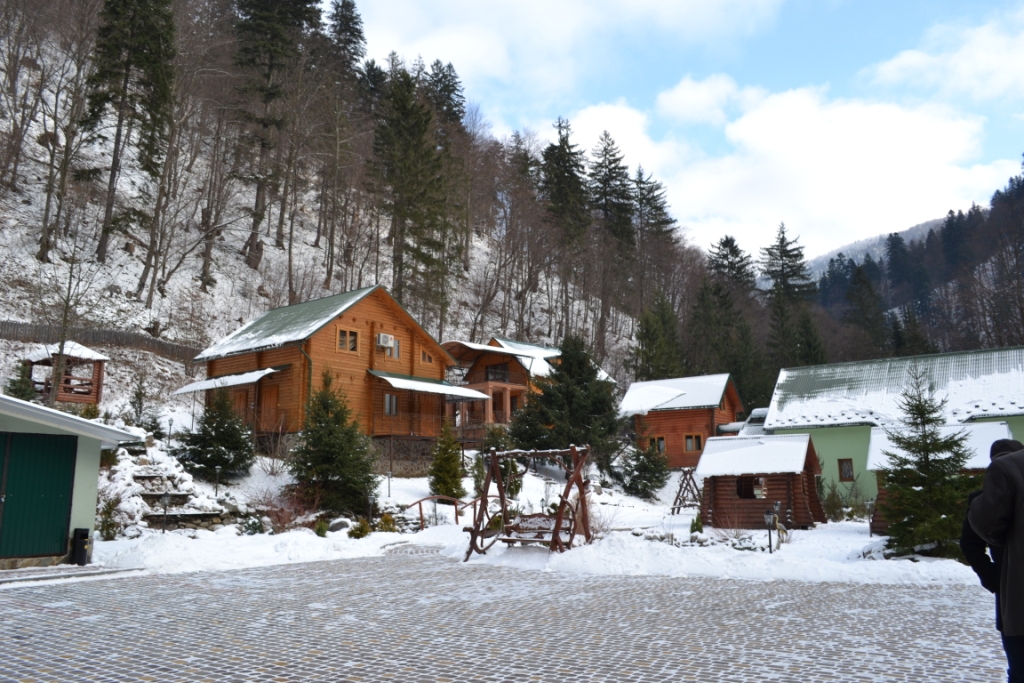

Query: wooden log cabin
[[696, 434, 826, 529], [619, 374, 744, 468], [21, 342, 108, 405], [175, 286, 489, 452], [866, 421, 1012, 536], [440, 337, 562, 444]]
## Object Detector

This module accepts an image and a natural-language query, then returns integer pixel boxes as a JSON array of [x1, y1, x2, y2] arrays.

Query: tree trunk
[[96, 69, 131, 264]]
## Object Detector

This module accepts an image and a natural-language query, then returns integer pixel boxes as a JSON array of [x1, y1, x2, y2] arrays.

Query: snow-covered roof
[[0, 394, 134, 448], [368, 370, 490, 400], [765, 347, 1024, 430], [441, 337, 614, 382], [196, 286, 378, 361], [718, 421, 745, 434], [866, 421, 1013, 471], [24, 341, 109, 363], [738, 407, 769, 436], [620, 374, 733, 417], [172, 367, 284, 395], [694, 434, 816, 479]]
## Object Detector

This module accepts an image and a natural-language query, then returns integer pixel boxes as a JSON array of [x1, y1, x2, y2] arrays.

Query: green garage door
[[0, 433, 78, 558]]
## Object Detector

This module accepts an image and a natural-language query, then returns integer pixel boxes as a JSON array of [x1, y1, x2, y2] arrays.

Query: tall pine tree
[[708, 236, 756, 291], [84, 0, 176, 263], [628, 292, 684, 381]]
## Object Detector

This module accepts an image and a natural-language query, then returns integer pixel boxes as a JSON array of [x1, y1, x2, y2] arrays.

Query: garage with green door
[[0, 394, 132, 570]]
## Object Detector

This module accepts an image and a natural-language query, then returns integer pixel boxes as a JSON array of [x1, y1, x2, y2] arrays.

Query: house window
[[737, 476, 766, 499], [684, 434, 703, 452], [838, 458, 855, 482], [650, 436, 666, 453], [485, 362, 510, 383], [421, 350, 433, 364], [386, 338, 401, 359], [384, 393, 398, 416], [338, 329, 358, 352]]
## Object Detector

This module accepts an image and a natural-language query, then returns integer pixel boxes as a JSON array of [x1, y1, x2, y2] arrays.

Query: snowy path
[[0, 551, 1004, 682]]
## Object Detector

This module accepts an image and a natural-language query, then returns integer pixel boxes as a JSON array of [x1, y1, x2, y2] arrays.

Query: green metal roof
[[765, 346, 1024, 430], [196, 286, 378, 361]]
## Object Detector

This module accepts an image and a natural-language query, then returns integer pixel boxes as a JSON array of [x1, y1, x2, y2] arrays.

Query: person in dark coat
[[969, 438, 1024, 682]]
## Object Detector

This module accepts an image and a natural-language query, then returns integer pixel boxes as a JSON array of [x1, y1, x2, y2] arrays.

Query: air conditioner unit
[[376, 333, 395, 348]]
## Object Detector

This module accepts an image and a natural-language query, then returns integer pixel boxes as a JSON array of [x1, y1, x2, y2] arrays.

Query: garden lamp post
[[865, 498, 875, 536], [168, 417, 174, 446], [214, 465, 222, 498], [764, 508, 774, 554], [368, 494, 376, 522], [387, 471, 392, 498], [162, 492, 171, 534]]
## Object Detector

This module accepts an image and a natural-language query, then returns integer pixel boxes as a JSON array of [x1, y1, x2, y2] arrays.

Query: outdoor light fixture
[[764, 509, 775, 554], [368, 494, 376, 522], [387, 471, 392, 498], [774, 500, 781, 515], [866, 498, 875, 536], [162, 492, 171, 534], [168, 417, 174, 445], [214, 465, 222, 498]]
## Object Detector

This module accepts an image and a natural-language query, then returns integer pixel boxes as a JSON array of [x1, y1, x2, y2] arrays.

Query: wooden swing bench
[[464, 445, 593, 561]]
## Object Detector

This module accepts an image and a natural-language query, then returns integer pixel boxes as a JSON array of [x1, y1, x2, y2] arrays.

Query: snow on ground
[[89, 466, 981, 588]]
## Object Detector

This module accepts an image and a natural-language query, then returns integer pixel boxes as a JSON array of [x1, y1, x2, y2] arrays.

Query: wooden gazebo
[[22, 342, 108, 405], [697, 434, 826, 529]]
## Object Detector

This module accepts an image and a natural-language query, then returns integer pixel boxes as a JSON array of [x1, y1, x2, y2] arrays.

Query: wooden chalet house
[[696, 434, 826, 529], [619, 374, 744, 468], [440, 337, 561, 443], [175, 286, 489, 454], [865, 421, 1012, 535], [21, 342, 108, 405]]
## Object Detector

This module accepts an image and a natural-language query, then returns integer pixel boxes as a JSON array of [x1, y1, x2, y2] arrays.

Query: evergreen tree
[[5, 364, 37, 402], [845, 265, 889, 356], [509, 336, 621, 474], [84, 0, 176, 263], [632, 166, 677, 306], [428, 421, 466, 501], [628, 292, 684, 381], [367, 67, 446, 306], [234, 0, 321, 268], [796, 308, 828, 366], [766, 282, 799, 367], [708, 236, 756, 291], [888, 309, 937, 357], [289, 371, 377, 515], [818, 253, 855, 310], [589, 131, 634, 249], [425, 60, 466, 126], [622, 442, 670, 501], [878, 370, 978, 558], [326, 0, 365, 77], [540, 118, 590, 247], [173, 389, 255, 481], [760, 223, 817, 300], [885, 233, 911, 290]]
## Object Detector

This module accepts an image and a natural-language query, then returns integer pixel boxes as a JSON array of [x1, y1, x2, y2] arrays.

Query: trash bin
[[71, 528, 90, 566]]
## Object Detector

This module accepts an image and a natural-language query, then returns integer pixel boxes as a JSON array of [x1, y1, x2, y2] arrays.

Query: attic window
[[737, 476, 766, 500], [421, 350, 433, 364], [338, 329, 358, 352]]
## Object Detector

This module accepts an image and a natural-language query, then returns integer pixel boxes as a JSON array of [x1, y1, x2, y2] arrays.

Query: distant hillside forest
[[1, 0, 1023, 411]]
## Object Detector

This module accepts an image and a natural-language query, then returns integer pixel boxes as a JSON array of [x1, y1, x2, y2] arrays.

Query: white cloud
[[359, 0, 783, 122], [867, 9, 1024, 102], [656, 74, 766, 125], [558, 88, 1017, 257]]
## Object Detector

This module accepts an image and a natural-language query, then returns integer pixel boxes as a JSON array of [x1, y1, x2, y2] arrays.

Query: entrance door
[[0, 433, 77, 558], [260, 384, 280, 430]]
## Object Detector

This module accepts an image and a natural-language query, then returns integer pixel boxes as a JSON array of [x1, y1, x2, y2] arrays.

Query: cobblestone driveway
[[0, 549, 1005, 682]]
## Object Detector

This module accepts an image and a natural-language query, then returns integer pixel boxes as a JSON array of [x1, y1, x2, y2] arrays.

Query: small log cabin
[[619, 374, 744, 468], [697, 434, 825, 529], [440, 337, 561, 443], [22, 342, 108, 405], [175, 286, 489, 447], [866, 421, 1012, 535]]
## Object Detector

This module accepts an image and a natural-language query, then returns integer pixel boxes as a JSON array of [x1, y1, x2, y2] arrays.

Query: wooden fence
[[0, 320, 201, 364]]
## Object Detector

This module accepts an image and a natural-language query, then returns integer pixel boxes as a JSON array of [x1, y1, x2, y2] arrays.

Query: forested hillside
[[1, 0, 1023, 411]]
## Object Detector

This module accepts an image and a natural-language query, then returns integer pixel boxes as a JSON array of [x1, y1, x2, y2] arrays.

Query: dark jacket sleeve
[[962, 490, 1000, 593], [969, 457, 1017, 548]]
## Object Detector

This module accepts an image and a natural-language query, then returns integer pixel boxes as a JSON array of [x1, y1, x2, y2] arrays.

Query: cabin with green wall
[[765, 347, 1024, 502]]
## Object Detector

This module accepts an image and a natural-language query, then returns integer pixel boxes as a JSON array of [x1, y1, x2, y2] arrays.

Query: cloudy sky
[[358, 0, 1024, 258]]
